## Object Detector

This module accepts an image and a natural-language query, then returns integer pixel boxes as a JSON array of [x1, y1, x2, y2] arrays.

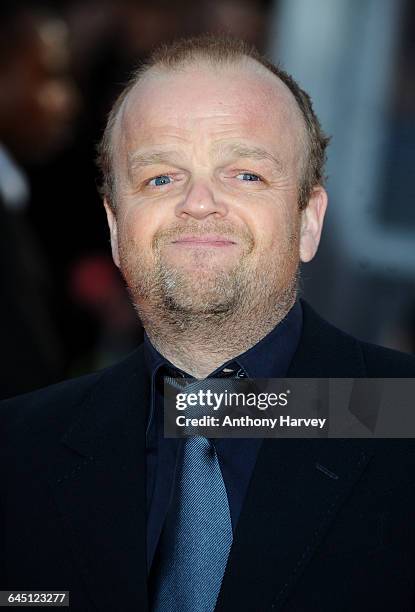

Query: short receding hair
[[97, 34, 330, 211]]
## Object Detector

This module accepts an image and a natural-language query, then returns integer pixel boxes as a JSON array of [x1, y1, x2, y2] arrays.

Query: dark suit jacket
[[1, 301, 415, 611]]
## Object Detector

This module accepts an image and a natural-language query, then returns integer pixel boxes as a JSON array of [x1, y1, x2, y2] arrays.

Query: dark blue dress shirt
[[144, 300, 303, 571]]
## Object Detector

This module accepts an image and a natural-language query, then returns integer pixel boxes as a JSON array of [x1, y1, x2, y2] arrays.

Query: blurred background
[[0, 0, 414, 399]]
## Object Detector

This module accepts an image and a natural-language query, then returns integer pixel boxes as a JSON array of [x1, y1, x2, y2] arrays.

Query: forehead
[[115, 58, 304, 162]]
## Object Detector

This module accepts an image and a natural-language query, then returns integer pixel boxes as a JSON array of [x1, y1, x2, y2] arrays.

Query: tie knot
[[158, 362, 247, 392]]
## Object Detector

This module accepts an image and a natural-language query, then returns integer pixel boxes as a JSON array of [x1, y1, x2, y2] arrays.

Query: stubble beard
[[118, 222, 300, 351]]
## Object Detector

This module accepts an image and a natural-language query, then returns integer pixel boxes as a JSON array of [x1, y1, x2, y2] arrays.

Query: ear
[[299, 186, 328, 263], [103, 198, 120, 268]]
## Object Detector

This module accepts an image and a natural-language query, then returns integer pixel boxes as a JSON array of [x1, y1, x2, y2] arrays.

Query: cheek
[[248, 205, 293, 250], [117, 204, 160, 254]]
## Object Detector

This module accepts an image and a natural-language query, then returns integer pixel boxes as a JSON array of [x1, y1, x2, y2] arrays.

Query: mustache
[[152, 222, 254, 248]]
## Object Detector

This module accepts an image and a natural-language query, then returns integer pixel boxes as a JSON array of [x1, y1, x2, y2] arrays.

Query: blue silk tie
[[151, 373, 237, 612]]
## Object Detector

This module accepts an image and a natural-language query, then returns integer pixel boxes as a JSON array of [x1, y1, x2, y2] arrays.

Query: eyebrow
[[127, 142, 284, 175], [128, 150, 183, 176], [215, 142, 284, 173]]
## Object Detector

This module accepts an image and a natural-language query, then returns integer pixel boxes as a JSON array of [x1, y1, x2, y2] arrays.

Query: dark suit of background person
[[1, 299, 415, 612], [0, 159, 62, 399]]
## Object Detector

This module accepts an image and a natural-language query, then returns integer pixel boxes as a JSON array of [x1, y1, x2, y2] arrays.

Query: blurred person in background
[[0, 3, 79, 398]]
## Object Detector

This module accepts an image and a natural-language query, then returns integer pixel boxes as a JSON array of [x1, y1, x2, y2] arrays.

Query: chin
[[163, 288, 237, 315]]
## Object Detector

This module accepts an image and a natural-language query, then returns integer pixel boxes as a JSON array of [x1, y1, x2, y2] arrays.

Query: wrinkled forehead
[[113, 58, 306, 167]]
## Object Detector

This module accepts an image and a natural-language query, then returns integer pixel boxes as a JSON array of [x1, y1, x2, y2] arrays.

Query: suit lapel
[[217, 300, 374, 611], [216, 438, 374, 611], [51, 348, 149, 612], [216, 439, 371, 612]]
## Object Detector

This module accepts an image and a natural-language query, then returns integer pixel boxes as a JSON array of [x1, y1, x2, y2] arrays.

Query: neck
[[140, 296, 296, 378]]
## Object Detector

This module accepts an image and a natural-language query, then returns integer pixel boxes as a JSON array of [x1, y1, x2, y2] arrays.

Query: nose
[[175, 179, 228, 220]]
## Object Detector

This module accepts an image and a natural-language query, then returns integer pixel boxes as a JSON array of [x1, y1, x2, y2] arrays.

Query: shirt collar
[[144, 299, 303, 380]]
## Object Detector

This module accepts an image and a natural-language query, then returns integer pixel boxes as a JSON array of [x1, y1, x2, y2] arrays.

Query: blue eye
[[149, 175, 172, 187], [237, 173, 261, 182]]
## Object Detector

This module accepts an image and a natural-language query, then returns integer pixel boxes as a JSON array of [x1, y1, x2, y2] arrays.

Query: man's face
[[0, 16, 79, 161], [106, 60, 326, 319]]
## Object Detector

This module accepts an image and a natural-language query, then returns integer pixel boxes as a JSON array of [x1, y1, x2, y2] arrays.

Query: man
[[1, 35, 415, 612], [0, 5, 79, 398]]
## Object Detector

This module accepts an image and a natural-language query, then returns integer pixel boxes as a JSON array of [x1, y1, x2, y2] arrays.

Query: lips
[[171, 235, 237, 246]]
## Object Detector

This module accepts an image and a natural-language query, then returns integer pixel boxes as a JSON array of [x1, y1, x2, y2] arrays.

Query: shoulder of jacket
[[0, 345, 145, 430]]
